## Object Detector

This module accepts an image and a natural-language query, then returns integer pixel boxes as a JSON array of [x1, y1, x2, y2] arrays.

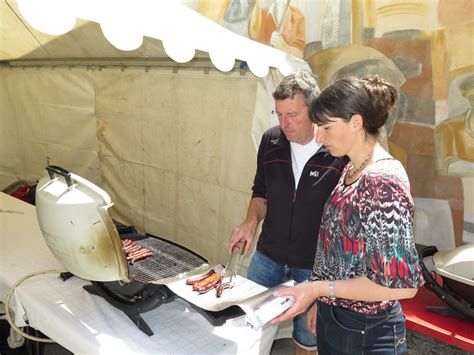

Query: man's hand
[[228, 197, 266, 253], [228, 221, 256, 254]]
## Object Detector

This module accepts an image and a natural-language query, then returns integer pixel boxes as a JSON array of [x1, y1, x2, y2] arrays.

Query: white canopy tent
[[0, 0, 310, 269]]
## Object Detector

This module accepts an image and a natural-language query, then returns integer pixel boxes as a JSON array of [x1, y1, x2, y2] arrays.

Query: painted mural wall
[[186, 0, 474, 249]]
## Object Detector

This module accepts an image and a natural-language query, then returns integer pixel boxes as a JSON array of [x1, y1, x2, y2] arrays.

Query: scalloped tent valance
[[11, 0, 302, 77]]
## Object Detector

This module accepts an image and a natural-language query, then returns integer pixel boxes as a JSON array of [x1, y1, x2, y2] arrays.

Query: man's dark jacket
[[252, 126, 348, 269]]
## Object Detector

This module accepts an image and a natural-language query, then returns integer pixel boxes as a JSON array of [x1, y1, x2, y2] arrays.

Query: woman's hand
[[270, 281, 320, 324]]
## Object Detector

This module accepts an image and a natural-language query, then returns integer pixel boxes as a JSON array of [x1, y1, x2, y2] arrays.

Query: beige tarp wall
[[0, 65, 279, 269]]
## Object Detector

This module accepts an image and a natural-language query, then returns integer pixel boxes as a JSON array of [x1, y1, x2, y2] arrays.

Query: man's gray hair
[[273, 70, 320, 107]]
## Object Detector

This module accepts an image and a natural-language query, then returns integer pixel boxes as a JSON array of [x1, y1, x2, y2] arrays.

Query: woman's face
[[315, 117, 353, 157]]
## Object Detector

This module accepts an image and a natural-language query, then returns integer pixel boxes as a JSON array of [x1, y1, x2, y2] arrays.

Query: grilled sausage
[[122, 239, 133, 248], [192, 271, 219, 291], [127, 247, 151, 256], [215, 281, 233, 298], [130, 250, 153, 263], [197, 276, 223, 294], [126, 248, 152, 260], [124, 244, 141, 254], [185, 269, 215, 285]]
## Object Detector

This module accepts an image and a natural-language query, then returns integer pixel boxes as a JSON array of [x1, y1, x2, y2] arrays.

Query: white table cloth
[[0, 192, 277, 354]]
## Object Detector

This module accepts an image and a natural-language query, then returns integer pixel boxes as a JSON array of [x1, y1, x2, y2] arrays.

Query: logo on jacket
[[309, 170, 319, 178]]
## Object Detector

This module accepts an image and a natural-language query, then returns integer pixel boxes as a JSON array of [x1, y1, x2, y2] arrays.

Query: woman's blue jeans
[[316, 300, 407, 354]]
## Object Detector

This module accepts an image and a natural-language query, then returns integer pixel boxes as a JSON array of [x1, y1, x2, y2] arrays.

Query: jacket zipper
[[286, 149, 325, 265]]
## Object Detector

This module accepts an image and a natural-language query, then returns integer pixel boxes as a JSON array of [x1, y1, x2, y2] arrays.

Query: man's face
[[275, 93, 315, 145]]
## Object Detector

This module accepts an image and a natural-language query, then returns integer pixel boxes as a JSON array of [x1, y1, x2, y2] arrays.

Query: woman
[[272, 76, 424, 354]]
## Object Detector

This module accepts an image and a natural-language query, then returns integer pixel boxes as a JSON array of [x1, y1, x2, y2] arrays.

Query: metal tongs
[[216, 239, 247, 297]]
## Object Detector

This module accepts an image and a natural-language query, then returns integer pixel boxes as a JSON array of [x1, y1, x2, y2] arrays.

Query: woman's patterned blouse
[[311, 157, 424, 314]]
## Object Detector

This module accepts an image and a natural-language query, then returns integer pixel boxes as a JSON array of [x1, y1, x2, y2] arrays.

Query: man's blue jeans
[[247, 251, 317, 350]]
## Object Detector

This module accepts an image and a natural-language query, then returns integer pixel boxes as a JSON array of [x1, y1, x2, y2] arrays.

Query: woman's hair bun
[[361, 75, 398, 111]]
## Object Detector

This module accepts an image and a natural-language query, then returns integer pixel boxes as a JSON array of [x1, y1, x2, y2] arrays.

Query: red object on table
[[10, 184, 33, 203], [400, 286, 474, 352]]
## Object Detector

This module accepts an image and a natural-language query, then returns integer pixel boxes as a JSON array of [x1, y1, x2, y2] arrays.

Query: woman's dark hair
[[310, 76, 398, 136]]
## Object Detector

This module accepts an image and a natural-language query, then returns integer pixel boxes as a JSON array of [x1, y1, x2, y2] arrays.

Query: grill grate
[[127, 236, 206, 283]]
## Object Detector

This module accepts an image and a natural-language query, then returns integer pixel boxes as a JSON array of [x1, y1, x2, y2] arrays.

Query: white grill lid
[[35, 166, 129, 282], [433, 244, 474, 287]]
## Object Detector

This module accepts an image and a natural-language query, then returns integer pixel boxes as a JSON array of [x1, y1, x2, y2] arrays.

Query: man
[[228, 70, 347, 355]]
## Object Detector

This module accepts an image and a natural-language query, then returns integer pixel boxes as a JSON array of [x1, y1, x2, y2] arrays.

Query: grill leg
[[124, 313, 154, 336], [426, 305, 470, 320], [83, 283, 162, 336]]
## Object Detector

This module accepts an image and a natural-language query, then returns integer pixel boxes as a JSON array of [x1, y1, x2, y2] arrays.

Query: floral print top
[[311, 157, 424, 314]]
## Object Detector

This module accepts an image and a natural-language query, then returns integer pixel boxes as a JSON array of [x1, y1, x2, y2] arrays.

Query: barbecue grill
[[82, 223, 209, 335], [418, 244, 474, 320], [35, 165, 241, 336]]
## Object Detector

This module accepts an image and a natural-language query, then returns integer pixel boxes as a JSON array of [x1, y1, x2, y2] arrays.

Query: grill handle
[[46, 165, 72, 187]]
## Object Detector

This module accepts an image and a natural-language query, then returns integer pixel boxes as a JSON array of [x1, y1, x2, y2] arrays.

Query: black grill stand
[[83, 281, 171, 336]]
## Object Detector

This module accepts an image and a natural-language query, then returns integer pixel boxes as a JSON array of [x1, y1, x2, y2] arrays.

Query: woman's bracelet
[[328, 280, 336, 299]]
